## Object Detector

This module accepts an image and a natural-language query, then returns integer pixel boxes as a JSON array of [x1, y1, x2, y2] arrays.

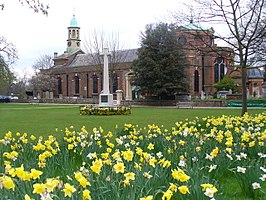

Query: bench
[[176, 101, 193, 109]]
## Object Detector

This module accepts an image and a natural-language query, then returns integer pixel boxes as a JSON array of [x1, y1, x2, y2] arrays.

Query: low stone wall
[[128, 100, 227, 107], [192, 100, 227, 107], [14, 98, 95, 104], [128, 100, 177, 106]]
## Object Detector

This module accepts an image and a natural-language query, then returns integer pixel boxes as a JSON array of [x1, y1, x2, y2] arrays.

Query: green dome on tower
[[70, 15, 78, 27]]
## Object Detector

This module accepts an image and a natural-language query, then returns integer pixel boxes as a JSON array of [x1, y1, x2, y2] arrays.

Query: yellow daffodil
[[30, 169, 43, 179], [171, 168, 190, 182], [113, 162, 125, 173], [33, 183, 46, 194], [124, 172, 135, 181], [62, 183, 77, 197], [139, 195, 153, 200], [83, 189, 92, 200], [0, 175, 15, 190], [122, 149, 134, 162], [178, 185, 190, 195]]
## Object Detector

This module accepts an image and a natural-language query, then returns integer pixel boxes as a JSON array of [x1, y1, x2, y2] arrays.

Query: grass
[[0, 103, 265, 137]]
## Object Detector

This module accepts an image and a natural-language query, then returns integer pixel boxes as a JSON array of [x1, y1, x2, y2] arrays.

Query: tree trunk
[[241, 64, 247, 115]]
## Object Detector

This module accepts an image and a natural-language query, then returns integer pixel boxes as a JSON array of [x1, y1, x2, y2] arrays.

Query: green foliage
[[132, 23, 189, 100], [214, 76, 239, 93], [0, 56, 15, 95]]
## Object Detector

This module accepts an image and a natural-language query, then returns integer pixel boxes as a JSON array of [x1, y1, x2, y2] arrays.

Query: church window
[[214, 57, 225, 83], [72, 30, 76, 38], [195, 34, 202, 40], [74, 76, 79, 94], [194, 70, 199, 92], [112, 74, 118, 93], [92, 75, 98, 94], [178, 35, 187, 45], [57, 78, 62, 95]]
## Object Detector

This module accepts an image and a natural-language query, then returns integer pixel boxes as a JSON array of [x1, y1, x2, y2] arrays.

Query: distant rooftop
[[180, 20, 213, 31], [69, 49, 138, 67]]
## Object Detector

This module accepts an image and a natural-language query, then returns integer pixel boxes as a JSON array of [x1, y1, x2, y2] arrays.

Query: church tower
[[66, 15, 81, 53]]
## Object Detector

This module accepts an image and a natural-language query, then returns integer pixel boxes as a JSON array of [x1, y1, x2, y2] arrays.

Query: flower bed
[[0, 113, 266, 199], [80, 105, 131, 115]]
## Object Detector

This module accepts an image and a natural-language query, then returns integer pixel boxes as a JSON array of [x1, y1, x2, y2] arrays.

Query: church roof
[[247, 67, 264, 79], [70, 15, 78, 27], [179, 21, 213, 32], [69, 49, 138, 67]]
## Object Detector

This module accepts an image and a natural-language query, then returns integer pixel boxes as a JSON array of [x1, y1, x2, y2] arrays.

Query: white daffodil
[[236, 166, 246, 173], [252, 182, 261, 189]]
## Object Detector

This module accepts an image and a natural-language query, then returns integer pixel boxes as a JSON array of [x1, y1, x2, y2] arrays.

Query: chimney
[[54, 52, 58, 58]]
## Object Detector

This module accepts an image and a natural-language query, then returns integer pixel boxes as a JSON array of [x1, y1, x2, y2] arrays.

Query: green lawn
[[0, 103, 265, 137]]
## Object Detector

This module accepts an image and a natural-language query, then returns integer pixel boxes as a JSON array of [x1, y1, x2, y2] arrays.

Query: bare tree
[[83, 30, 131, 92], [0, 0, 49, 15], [0, 37, 17, 95], [32, 54, 53, 74], [175, 0, 266, 115], [83, 30, 129, 65], [0, 36, 18, 65]]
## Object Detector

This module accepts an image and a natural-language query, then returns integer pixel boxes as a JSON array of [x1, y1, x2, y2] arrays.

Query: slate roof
[[69, 49, 138, 67], [247, 67, 264, 79]]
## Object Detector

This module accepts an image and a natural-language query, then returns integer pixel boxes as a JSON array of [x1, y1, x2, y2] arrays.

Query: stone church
[[46, 15, 264, 101]]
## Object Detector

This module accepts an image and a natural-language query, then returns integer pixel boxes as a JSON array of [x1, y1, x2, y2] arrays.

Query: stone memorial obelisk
[[99, 48, 113, 106]]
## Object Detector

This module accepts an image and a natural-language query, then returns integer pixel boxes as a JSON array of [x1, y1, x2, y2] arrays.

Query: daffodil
[[113, 162, 125, 173], [83, 189, 92, 200], [171, 168, 190, 182], [30, 169, 43, 179], [124, 172, 135, 181], [0, 175, 15, 190], [33, 183, 46, 194], [178, 185, 190, 195], [62, 183, 77, 197]]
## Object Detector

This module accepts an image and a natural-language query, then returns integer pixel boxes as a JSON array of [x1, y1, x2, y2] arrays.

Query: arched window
[[112, 74, 118, 93], [194, 70, 199, 92], [72, 30, 76, 38], [92, 75, 98, 94], [214, 57, 225, 83], [77, 30, 79, 39], [74, 76, 79, 94], [57, 78, 62, 95]]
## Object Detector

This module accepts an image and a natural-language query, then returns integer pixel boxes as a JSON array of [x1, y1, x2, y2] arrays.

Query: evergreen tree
[[132, 23, 188, 100]]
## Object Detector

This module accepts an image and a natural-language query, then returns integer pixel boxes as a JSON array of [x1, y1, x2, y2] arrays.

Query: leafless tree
[[28, 71, 56, 96], [0, 0, 49, 15], [32, 54, 53, 74], [174, 0, 266, 115], [0, 36, 18, 65], [0, 37, 17, 95], [83, 30, 131, 92], [83, 30, 129, 65]]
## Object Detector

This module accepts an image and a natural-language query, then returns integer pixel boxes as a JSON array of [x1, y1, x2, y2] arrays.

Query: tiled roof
[[69, 49, 138, 67]]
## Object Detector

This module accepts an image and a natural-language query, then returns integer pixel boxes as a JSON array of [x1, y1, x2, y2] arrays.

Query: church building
[[46, 15, 263, 101]]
